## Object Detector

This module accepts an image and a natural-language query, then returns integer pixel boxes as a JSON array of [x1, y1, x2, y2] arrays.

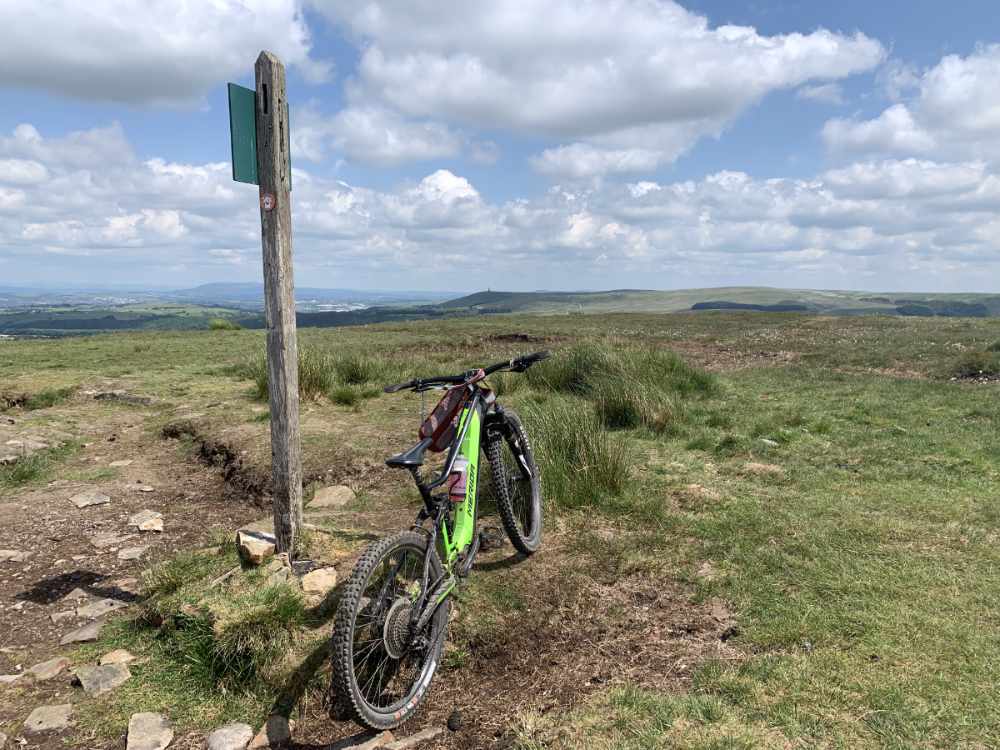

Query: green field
[[2, 311, 999, 748]]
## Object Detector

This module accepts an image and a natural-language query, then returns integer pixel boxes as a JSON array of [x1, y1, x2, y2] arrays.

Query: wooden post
[[254, 51, 302, 555]]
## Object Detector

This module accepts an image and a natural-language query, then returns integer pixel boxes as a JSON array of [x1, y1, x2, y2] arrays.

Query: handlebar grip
[[521, 350, 551, 364], [510, 350, 551, 372]]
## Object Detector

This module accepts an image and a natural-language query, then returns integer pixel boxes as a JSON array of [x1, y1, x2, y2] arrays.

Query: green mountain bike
[[330, 351, 549, 729]]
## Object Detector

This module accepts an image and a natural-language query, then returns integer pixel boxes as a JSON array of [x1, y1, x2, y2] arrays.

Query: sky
[[1, 0, 998, 293]]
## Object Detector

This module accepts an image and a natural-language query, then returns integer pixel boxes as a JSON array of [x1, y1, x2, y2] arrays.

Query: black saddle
[[386, 437, 432, 468]]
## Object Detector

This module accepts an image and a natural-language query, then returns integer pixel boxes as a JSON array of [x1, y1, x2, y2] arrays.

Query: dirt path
[[1, 395, 261, 749]]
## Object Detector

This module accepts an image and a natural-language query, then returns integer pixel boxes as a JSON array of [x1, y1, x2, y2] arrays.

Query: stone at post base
[[237, 529, 277, 566], [300, 567, 338, 595]]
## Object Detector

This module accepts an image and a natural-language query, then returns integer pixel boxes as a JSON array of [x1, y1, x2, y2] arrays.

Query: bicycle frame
[[406, 388, 491, 563]]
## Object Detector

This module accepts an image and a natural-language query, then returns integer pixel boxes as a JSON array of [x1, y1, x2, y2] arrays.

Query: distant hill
[[440, 287, 1000, 317]]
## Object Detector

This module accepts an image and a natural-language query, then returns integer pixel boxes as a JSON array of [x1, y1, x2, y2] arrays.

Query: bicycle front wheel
[[330, 531, 449, 730], [488, 409, 543, 554]]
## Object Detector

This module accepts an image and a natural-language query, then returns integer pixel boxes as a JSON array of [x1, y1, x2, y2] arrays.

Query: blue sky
[[1, 1, 998, 292]]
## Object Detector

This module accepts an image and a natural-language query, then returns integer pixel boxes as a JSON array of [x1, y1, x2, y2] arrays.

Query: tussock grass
[[987, 340, 1000, 352], [522, 396, 631, 508], [208, 318, 242, 331], [591, 379, 677, 433], [527, 343, 717, 398], [138, 547, 307, 689], [236, 348, 399, 402]]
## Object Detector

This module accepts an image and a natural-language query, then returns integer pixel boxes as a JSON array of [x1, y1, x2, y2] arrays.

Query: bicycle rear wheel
[[330, 531, 449, 730], [487, 409, 543, 554]]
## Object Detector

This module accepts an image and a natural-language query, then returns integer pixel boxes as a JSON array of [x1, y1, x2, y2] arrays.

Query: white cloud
[[531, 144, 665, 179], [314, 0, 884, 177], [4, 121, 1000, 290], [0, 0, 331, 106], [823, 45, 1000, 161], [797, 83, 845, 105], [292, 105, 464, 166]]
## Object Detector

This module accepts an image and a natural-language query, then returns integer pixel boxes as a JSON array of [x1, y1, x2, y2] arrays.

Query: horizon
[[2, 1, 999, 293], [2, 281, 998, 298]]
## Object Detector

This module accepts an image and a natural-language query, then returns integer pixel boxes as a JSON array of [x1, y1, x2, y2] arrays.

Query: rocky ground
[[0, 379, 726, 750], [1, 392, 264, 749]]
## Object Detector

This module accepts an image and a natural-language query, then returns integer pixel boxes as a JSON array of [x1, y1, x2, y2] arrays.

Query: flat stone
[[300, 567, 338, 595], [70, 490, 111, 508], [385, 728, 444, 750], [77, 597, 128, 619], [0, 549, 30, 562], [0, 674, 22, 684], [126, 712, 173, 750], [23, 704, 73, 733], [129, 509, 163, 532], [28, 656, 70, 681], [309, 485, 355, 509], [59, 587, 93, 604], [207, 722, 255, 750], [118, 546, 149, 561], [248, 715, 291, 749], [90, 532, 136, 549], [60, 618, 104, 645], [74, 663, 131, 695], [110, 460, 133, 467], [236, 529, 276, 566], [137, 485, 155, 493], [100, 648, 137, 665]]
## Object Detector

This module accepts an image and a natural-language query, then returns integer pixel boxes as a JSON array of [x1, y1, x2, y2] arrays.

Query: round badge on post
[[261, 192, 276, 211]]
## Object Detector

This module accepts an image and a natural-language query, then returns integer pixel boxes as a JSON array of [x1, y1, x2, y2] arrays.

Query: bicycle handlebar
[[383, 350, 551, 393]]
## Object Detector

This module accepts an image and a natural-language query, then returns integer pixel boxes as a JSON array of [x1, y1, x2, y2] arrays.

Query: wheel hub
[[382, 597, 413, 660]]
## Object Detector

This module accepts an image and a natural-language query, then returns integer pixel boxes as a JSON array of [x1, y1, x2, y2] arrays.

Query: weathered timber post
[[254, 51, 302, 554]]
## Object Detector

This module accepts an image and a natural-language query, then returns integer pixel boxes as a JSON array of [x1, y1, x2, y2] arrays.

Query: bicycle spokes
[[352, 549, 427, 709]]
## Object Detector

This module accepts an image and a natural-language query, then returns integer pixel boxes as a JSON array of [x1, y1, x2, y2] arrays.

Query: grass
[[1, 442, 79, 488], [4, 311, 1000, 747], [75, 544, 312, 738]]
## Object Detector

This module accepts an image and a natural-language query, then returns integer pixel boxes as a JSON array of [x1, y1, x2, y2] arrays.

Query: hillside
[[441, 287, 1000, 316]]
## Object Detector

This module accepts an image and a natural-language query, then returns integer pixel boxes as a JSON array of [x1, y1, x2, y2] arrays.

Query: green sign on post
[[228, 82, 291, 189], [228, 83, 257, 185]]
